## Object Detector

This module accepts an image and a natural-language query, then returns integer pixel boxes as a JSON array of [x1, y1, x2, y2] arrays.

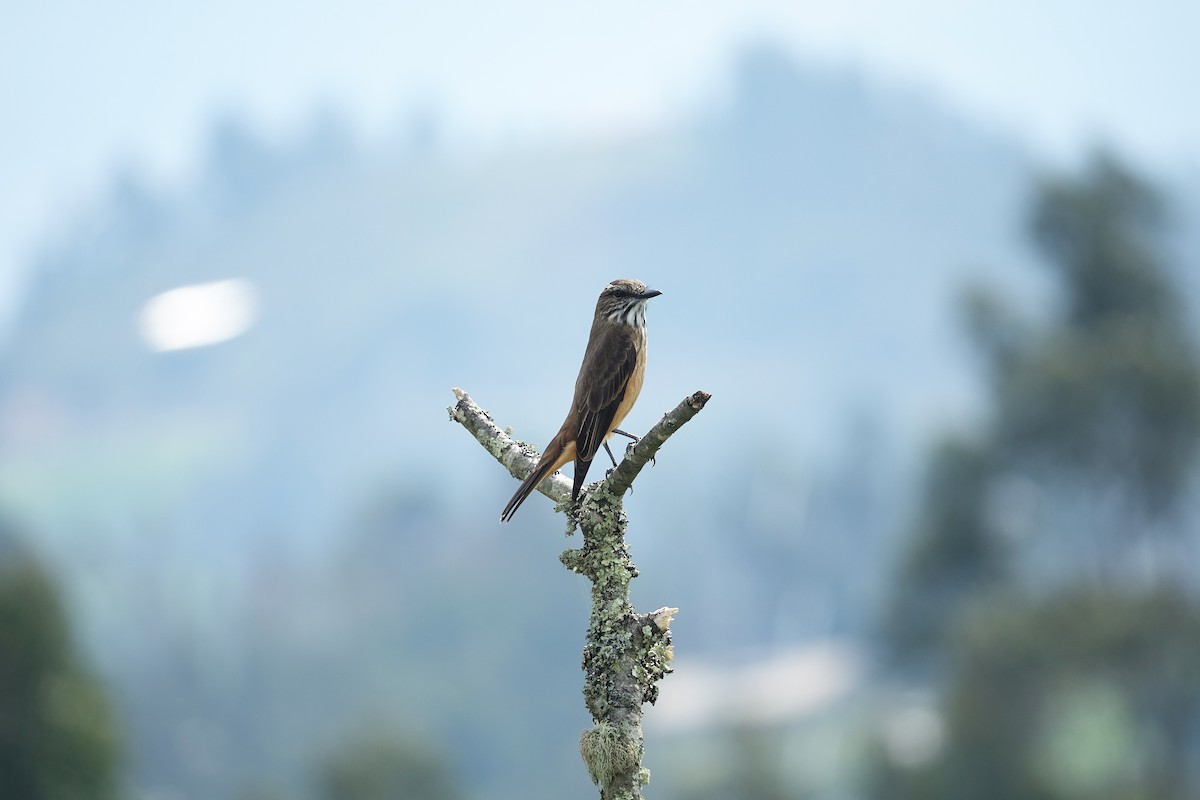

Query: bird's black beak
[[640, 289, 663, 299]]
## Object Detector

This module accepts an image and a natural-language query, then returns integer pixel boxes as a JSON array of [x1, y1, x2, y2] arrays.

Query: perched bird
[[501, 278, 662, 521]]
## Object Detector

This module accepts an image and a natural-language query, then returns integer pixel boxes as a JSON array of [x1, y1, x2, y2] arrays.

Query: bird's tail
[[501, 432, 569, 522], [571, 457, 593, 502]]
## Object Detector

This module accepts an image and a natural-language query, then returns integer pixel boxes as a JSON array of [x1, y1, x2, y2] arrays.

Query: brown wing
[[572, 323, 637, 463]]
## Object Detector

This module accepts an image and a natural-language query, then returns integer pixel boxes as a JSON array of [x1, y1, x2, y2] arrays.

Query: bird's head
[[596, 278, 662, 328]]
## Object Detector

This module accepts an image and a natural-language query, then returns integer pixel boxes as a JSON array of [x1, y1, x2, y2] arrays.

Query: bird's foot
[[613, 428, 654, 466]]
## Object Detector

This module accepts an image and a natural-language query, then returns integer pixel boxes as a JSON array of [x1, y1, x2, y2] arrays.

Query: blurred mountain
[[2, 43, 1194, 799], [1, 42, 1042, 565]]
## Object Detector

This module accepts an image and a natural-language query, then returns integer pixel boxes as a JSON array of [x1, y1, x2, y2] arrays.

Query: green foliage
[[886, 438, 1004, 658], [888, 153, 1200, 661], [1031, 153, 1174, 331], [993, 154, 1200, 514], [316, 730, 461, 800], [0, 541, 122, 799], [877, 589, 1200, 800], [878, 154, 1200, 798], [672, 726, 804, 800]]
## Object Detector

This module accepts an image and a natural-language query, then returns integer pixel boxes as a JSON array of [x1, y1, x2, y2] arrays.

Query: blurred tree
[[672, 725, 805, 800], [994, 153, 1200, 517], [878, 154, 1200, 797], [884, 438, 1006, 661], [0, 530, 123, 799], [316, 730, 461, 800], [887, 153, 1200, 661], [237, 784, 288, 800], [874, 588, 1200, 800]]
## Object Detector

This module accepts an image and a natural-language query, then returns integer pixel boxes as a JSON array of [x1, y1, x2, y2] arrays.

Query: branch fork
[[448, 388, 710, 798]]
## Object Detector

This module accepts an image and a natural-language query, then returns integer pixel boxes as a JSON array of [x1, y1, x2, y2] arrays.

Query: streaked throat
[[606, 302, 648, 329]]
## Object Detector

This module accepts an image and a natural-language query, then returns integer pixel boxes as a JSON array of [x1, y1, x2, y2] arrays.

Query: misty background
[[3, 3, 1200, 799]]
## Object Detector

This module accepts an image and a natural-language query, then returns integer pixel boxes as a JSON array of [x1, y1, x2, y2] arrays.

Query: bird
[[501, 278, 662, 521]]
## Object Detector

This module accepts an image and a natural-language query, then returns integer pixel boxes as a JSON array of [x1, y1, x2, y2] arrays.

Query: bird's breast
[[609, 329, 647, 435]]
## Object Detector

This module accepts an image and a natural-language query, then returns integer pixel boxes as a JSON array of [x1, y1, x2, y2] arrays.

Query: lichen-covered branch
[[606, 391, 712, 497], [448, 387, 710, 799], [449, 387, 572, 505]]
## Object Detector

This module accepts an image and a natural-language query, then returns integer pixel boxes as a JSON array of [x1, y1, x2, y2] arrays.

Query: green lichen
[[562, 441, 675, 796], [580, 722, 642, 789], [451, 391, 712, 798]]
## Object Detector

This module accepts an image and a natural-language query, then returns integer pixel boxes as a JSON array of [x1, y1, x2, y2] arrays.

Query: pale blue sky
[[2, 0, 1198, 329]]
